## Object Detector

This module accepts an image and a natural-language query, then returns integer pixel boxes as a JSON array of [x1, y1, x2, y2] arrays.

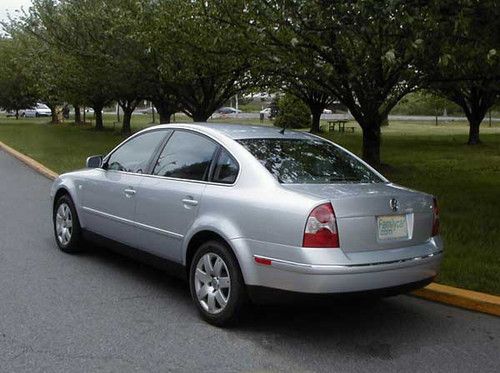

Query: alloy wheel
[[194, 252, 231, 314], [55, 203, 73, 246]]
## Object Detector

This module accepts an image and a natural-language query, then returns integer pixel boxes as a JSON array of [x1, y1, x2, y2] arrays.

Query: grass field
[[0, 114, 499, 295]]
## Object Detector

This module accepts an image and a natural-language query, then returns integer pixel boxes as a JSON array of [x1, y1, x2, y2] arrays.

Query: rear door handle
[[124, 188, 136, 197], [182, 198, 198, 207]]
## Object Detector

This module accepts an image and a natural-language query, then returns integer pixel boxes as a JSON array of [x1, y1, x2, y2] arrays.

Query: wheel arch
[[51, 180, 86, 228], [53, 187, 72, 208], [185, 230, 241, 277]]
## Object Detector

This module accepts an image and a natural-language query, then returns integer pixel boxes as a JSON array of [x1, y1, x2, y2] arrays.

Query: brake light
[[432, 197, 440, 236], [303, 203, 339, 248]]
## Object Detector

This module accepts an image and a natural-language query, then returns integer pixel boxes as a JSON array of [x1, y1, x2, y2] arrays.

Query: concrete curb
[[0, 140, 58, 181], [0, 139, 499, 317], [412, 283, 500, 317]]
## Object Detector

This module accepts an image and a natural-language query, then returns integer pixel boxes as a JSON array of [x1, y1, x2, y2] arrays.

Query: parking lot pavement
[[0, 148, 499, 372]]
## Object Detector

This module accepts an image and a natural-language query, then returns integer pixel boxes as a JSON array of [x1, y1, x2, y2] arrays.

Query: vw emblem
[[389, 198, 400, 212]]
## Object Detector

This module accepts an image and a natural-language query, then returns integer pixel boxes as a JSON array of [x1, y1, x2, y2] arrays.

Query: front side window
[[152, 131, 218, 181], [212, 149, 239, 184], [106, 130, 168, 173], [238, 137, 382, 184]]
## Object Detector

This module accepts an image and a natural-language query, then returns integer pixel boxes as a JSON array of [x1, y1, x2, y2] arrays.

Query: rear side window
[[212, 149, 239, 184], [238, 138, 382, 184], [107, 130, 168, 173], [152, 131, 218, 181]]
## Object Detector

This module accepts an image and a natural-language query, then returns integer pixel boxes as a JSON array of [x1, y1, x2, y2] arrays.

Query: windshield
[[238, 137, 383, 184]]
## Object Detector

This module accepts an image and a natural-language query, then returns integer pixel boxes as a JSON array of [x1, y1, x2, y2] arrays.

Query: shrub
[[274, 94, 310, 129]]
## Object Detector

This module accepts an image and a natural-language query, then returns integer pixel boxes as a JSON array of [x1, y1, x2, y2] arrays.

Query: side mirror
[[86, 155, 103, 168]]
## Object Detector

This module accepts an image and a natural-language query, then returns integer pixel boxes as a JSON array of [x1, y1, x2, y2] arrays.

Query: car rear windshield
[[238, 137, 383, 184]]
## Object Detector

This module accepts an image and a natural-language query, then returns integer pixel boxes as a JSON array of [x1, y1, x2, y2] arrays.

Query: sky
[[0, 0, 33, 23]]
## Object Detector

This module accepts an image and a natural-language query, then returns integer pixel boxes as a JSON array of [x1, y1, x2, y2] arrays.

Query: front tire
[[189, 240, 246, 326], [53, 194, 84, 253]]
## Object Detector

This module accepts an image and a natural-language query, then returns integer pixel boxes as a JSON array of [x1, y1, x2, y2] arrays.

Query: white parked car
[[260, 107, 272, 118], [21, 103, 52, 118]]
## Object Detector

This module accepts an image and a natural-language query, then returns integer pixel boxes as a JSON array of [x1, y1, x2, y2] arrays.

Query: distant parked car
[[215, 107, 241, 115], [50, 123, 442, 326], [136, 107, 157, 115], [323, 109, 333, 114], [21, 103, 52, 118], [259, 107, 271, 118]]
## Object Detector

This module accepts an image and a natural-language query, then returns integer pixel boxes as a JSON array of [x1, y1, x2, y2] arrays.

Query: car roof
[[147, 122, 315, 140]]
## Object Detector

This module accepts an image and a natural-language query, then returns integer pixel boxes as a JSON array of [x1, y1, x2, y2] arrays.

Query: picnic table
[[328, 119, 349, 132]]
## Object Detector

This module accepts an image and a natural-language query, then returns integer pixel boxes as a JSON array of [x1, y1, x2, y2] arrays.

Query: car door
[[134, 130, 219, 261], [80, 129, 170, 247]]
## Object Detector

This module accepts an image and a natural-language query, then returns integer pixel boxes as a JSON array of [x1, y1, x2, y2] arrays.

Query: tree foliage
[[423, 0, 500, 144], [245, 0, 436, 167], [0, 0, 498, 167], [0, 37, 38, 117], [274, 93, 310, 129]]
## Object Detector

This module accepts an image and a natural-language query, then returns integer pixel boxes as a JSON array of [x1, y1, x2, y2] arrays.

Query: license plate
[[377, 215, 408, 240]]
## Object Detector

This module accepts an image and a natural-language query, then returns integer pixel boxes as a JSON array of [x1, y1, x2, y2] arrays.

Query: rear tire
[[53, 194, 84, 254], [189, 240, 246, 327]]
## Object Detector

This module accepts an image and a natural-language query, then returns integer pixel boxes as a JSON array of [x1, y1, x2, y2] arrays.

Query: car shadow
[[72, 240, 452, 365]]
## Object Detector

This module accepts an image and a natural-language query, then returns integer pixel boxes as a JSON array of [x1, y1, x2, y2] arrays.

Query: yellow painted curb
[[0, 139, 499, 317], [0, 140, 59, 180], [413, 283, 500, 317]]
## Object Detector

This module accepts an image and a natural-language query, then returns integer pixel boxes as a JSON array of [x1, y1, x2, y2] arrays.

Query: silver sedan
[[50, 123, 443, 325]]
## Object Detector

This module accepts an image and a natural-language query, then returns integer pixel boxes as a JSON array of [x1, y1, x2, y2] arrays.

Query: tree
[[423, 0, 500, 144], [248, 1, 434, 167], [391, 90, 460, 126], [258, 49, 336, 133], [27, 0, 124, 130], [0, 37, 38, 118], [288, 84, 335, 133], [149, 1, 259, 122]]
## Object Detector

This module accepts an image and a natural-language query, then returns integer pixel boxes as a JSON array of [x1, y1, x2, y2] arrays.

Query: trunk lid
[[283, 183, 434, 252]]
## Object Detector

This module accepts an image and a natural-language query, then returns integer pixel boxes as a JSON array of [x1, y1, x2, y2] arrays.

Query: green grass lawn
[[1, 115, 499, 294]]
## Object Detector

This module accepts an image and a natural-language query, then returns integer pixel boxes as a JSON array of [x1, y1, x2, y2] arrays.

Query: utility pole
[[116, 103, 120, 123]]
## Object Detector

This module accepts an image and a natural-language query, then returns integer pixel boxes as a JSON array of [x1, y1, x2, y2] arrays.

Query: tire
[[189, 240, 247, 327], [53, 194, 84, 254]]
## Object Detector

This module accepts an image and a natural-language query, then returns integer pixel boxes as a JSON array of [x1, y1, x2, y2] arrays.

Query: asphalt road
[[0, 149, 499, 373]]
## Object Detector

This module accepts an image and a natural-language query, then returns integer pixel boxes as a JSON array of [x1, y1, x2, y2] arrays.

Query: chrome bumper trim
[[253, 250, 443, 275]]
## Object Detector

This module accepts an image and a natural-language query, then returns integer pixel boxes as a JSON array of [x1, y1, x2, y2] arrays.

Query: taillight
[[303, 203, 339, 248], [432, 197, 440, 236]]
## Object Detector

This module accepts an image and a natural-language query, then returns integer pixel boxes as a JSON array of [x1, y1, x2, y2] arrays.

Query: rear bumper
[[230, 237, 443, 294], [247, 277, 435, 304]]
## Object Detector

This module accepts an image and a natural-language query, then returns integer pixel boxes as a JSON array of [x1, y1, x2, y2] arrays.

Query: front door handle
[[124, 188, 136, 197], [182, 198, 198, 207]]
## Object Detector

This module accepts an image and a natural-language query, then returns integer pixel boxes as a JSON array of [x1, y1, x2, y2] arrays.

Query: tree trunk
[[191, 111, 211, 122], [467, 118, 481, 145], [361, 121, 382, 169], [74, 105, 82, 124], [462, 105, 486, 145], [48, 104, 60, 124], [15, 109, 19, 120], [93, 106, 104, 130], [152, 99, 175, 124], [310, 107, 323, 133], [122, 109, 133, 135]]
